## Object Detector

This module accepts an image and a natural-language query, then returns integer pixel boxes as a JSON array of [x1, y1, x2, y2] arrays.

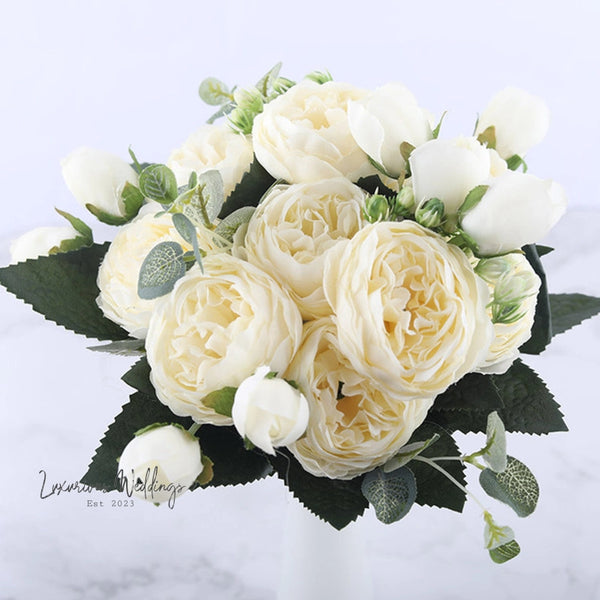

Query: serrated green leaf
[[201, 387, 237, 418], [383, 434, 440, 472], [268, 449, 368, 530], [549, 293, 600, 337], [137, 241, 186, 300], [489, 539, 521, 563], [0, 243, 128, 341], [458, 185, 489, 220], [81, 391, 194, 491], [433, 372, 504, 413], [407, 422, 467, 512], [361, 467, 417, 524], [214, 206, 255, 243], [121, 356, 157, 400], [477, 125, 496, 149], [121, 182, 144, 219], [480, 456, 539, 517], [138, 164, 178, 204], [483, 411, 507, 473], [199, 77, 232, 106], [219, 158, 275, 219], [88, 339, 145, 356]]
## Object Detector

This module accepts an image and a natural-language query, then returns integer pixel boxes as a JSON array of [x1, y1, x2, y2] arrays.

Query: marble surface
[[0, 210, 599, 600]]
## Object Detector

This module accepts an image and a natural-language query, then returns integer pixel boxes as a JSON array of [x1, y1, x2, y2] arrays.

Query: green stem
[[188, 423, 201, 436]]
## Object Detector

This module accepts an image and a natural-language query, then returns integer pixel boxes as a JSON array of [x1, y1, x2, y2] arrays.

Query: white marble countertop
[[0, 210, 599, 600]]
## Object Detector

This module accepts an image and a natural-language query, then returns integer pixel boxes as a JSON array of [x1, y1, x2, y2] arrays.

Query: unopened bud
[[475, 256, 514, 285], [272, 77, 296, 95], [364, 194, 390, 223], [305, 70, 333, 84], [391, 186, 415, 218], [415, 197, 445, 228]]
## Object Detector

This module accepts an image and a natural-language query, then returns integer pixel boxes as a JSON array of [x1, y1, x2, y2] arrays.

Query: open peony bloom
[[232, 366, 309, 455], [117, 424, 203, 507]]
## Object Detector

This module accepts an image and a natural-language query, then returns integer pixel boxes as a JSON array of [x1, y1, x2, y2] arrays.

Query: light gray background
[[1, 1, 599, 598]]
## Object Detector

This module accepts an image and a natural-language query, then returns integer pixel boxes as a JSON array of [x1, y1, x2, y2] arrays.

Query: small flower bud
[[489, 268, 539, 324], [390, 186, 415, 218], [415, 197, 445, 228], [475, 256, 514, 284], [272, 77, 295, 95], [305, 70, 333, 84], [364, 194, 390, 223]]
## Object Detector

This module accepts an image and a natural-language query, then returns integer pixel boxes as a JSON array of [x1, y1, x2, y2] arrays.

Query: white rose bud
[[475, 87, 550, 159], [117, 424, 203, 507], [348, 83, 433, 178], [410, 137, 505, 217], [461, 171, 567, 256], [61, 147, 139, 220], [10, 225, 80, 264], [232, 366, 309, 455]]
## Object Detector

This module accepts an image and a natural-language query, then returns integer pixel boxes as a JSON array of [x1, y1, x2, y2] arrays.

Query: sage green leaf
[[383, 434, 440, 472], [137, 241, 186, 300], [214, 206, 255, 243], [483, 512, 515, 550], [171, 212, 204, 269], [549, 293, 600, 337], [138, 164, 178, 204], [520, 244, 551, 354], [269, 449, 367, 530], [361, 467, 417, 524], [480, 456, 539, 517], [121, 182, 145, 219], [207, 101, 235, 124], [489, 539, 521, 563], [457, 185, 489, 220], [483, 411, 507, 473], [81, 391, 195, 491], [88, 339, 145, 356], [476, 125, 496, 149], [199, 77, 232, 106], [201, 387, 237, 418], [0, 243, 128, 341], [197, 170, 225, 223]]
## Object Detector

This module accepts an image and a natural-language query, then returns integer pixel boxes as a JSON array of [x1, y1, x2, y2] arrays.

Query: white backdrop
[[1, 1, 599, 599]]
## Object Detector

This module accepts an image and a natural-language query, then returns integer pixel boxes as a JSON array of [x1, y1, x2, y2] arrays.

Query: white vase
[[278, 498, 374, 600]]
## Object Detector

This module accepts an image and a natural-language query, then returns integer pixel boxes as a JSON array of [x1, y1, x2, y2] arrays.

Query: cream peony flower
[[323, 221, 492, 402], [146, 254, 303, 425], [475, 254, 541, 374], [167, 123, 254, 198], [10, 225, 80, 264], [286, 319, 434, 479], [96, 206, 220, 338], [252, 80, 374, 183], [243, 178, 366, 319]]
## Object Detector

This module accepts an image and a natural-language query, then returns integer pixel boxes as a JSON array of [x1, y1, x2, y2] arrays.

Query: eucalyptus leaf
[[383, 434, 440, 472], [199, 77, 232, 106], [214, 206, 255, 243], [197, 170, 225, 223], [207, 102, 235, 124], [483, 412, 507, 473], [479, 456, 539, 517], [489, 539, 521, 563], [87, 339, 146, 356], [361, 467, 417, 524], [137, 241, 186, 300], [483, 512, 515, 550], [138, 164, 178, 204]]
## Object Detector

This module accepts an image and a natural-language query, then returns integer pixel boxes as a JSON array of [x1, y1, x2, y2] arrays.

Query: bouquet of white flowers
[[2, 64, 599, 564]]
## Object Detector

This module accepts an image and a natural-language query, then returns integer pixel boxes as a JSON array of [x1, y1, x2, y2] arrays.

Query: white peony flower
[[61, 147, 139, 219], [146, 254, 303, 425], [286, 319, 434, 480], [252, 80, 374, 183], [243, 178, 366, 319], [232, 366, 309, 455], [117, 424, 203, 507], [96, 206, 220, 338], [475, 87, 550, 159], [409, 136, 507, 217], [323, 221, 493, 402], [166, 123, 254, 198], [348, 83, 433, 178], [10, 225, 80, 264], [460, 171, 567, 256], [475, 254, 541, 374]]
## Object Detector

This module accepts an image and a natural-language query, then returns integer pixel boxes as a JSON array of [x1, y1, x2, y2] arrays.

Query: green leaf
[[255, 62, 283, 97], [304, 69, 333, 85], [519, 244, 551, 354], [483, 411, 507, 473], [483, 511, 515, 550], [137, 241, 186, 300], [219, 158, 275, 219], [81, 391, 194, 491], [407, 422, 467, 512], [383, 434, 440, 472], [196, 424, 273, 488], [476, 125, 496, 149], [549, 293, 600, 337], [433, 372, 504, 413], [214, 206, 255, 243], [361, 467, 417, 524], [201, 387, 237, 418], [55, 208, 93, 243], [197, 170, 225, 223], [121, 356, 157, 400], [400, 141, 415, 163], [171, 213, 204, 269], [85, 203, 129, 226], [489, 539, 521, 563], [457, 185, 489, 221], [87, 339, 145, 356], [207, 102, 235, 124], [535, 244, 554, 257], [269, 449, 368, 530], [199, 77, 232, 106], [121, 182, 145, 220], [506, 154, 528, 172], [367, 155, 395, 179], [138, 164, 178, 204], [0, 243, 129, 341], [479, 456, 539, 517], [431, 111, 447, 139]]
